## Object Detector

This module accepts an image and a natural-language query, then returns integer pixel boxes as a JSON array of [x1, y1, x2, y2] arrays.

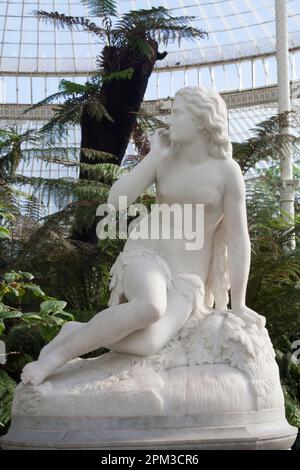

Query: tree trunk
[[75, 40, 166, 242]]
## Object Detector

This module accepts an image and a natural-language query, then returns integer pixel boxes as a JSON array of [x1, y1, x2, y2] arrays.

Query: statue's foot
[[21, 351, 66, 387]]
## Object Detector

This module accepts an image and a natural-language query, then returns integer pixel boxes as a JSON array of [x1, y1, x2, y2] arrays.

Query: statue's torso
[[124, 153, 226, 283]]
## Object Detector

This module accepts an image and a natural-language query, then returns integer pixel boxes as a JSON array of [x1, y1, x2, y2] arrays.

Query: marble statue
[[1, 86, 297, 449]]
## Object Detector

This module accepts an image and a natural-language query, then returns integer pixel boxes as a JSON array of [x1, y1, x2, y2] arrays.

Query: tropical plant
[[26, 1, 207, 167]]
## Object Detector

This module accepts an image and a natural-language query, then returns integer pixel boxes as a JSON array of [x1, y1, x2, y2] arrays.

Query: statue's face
[[168, 94, 202, 145]]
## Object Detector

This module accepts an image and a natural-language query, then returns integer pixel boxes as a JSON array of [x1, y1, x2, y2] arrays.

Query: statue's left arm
[[223, 160, 265, 327]]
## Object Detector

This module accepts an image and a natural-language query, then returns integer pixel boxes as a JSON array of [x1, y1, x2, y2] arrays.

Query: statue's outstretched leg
[[38, 321, 83, 360], [21, 258, 168, 386]]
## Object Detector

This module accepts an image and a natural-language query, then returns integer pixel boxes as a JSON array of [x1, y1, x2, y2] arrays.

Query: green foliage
[[82, 0, 117, 18], [233, 110, 300, 175], [0, 270, 73, 341], [0, 322, 45, 435], [0, 126, 41, 181], [5, 324, 45, 361], [0, 205, 15, 240], [115, 6, 207, 49], [34, 3, 207, 53], [22, 70, 134, 136], [33, 10, 107, 37], [274, 336, 300, 449], [0, 371, 17, 430]]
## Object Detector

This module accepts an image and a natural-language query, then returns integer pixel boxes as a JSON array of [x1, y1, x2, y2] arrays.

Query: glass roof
[[1, 0, 300, 74]]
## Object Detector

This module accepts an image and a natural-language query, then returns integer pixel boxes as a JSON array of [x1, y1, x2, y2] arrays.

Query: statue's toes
[[30, 376, 41, 387], [21, 363, 40, 386], [21, 371, 32, 384], [20, 373, 27, 384]]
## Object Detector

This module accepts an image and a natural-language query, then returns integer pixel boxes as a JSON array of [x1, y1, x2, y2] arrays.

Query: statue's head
[[169, 85, 232, 159]]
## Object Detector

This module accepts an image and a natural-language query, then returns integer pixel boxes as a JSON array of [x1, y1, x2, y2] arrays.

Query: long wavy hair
[[175, 85, 232, 160], [174, 86, 231, 310]]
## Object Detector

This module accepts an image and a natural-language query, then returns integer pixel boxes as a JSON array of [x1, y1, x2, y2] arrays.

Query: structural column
[[275, 0, 298, 248]]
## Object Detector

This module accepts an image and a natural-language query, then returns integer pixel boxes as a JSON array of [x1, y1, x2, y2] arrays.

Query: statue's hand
[[231, 305, 266, 329], [149, 128, 173, 159]]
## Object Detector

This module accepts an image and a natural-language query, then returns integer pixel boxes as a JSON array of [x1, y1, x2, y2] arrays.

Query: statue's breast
[[156, 163, 223, 208]]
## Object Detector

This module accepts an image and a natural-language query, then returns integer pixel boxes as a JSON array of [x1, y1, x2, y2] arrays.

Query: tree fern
[[22, 70, 135, 138]]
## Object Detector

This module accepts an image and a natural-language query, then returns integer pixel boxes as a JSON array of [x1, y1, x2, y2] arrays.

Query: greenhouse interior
[[0, 0, 300, 452]]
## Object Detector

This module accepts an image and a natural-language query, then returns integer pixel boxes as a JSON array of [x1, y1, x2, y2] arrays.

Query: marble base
[[1, 412, 297, 450]]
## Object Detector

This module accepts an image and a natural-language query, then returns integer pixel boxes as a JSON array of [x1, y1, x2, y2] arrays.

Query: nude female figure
[[21, 86, 265, 387]]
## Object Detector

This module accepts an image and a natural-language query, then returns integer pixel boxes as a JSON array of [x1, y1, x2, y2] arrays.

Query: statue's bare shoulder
[[221, 159, 246, 200]]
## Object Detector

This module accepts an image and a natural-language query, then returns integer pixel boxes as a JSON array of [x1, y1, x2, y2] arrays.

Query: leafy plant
[[0, 270, 74, 341]]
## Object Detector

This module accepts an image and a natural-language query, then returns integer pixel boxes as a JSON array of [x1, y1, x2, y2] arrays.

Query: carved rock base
[[1, 309, 298, 450], [0, 358, 297, 450]]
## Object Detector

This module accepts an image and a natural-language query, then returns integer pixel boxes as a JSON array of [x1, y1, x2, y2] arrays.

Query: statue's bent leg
[[21, 257, 168, 386], [40, 256, 170, 360], [106, 285, 193, 356]]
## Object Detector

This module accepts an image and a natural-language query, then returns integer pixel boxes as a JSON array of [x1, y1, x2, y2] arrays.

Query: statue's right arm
[[107, 149, 160, 211]]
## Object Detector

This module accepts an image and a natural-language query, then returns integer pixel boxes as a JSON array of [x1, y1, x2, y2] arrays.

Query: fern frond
[[21, 197, 45, 221], [21, 92, 66, 115], [78, 162, 123, 182], [81, 0, 117, 18], [102, 68, 134, 84], [21, 146, 79, 163], [126, 36, 154, 60], [0, 371, 17, 428], [115, 7, 208, 48], [74, 179, 110, 201], [81, 148, 117, 163], [34, 10, 106, 38], [133, 108, 167, 133], [58, 79, 91, 94], [84, 100, 114, 123], [14, 175, 76, 209]]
